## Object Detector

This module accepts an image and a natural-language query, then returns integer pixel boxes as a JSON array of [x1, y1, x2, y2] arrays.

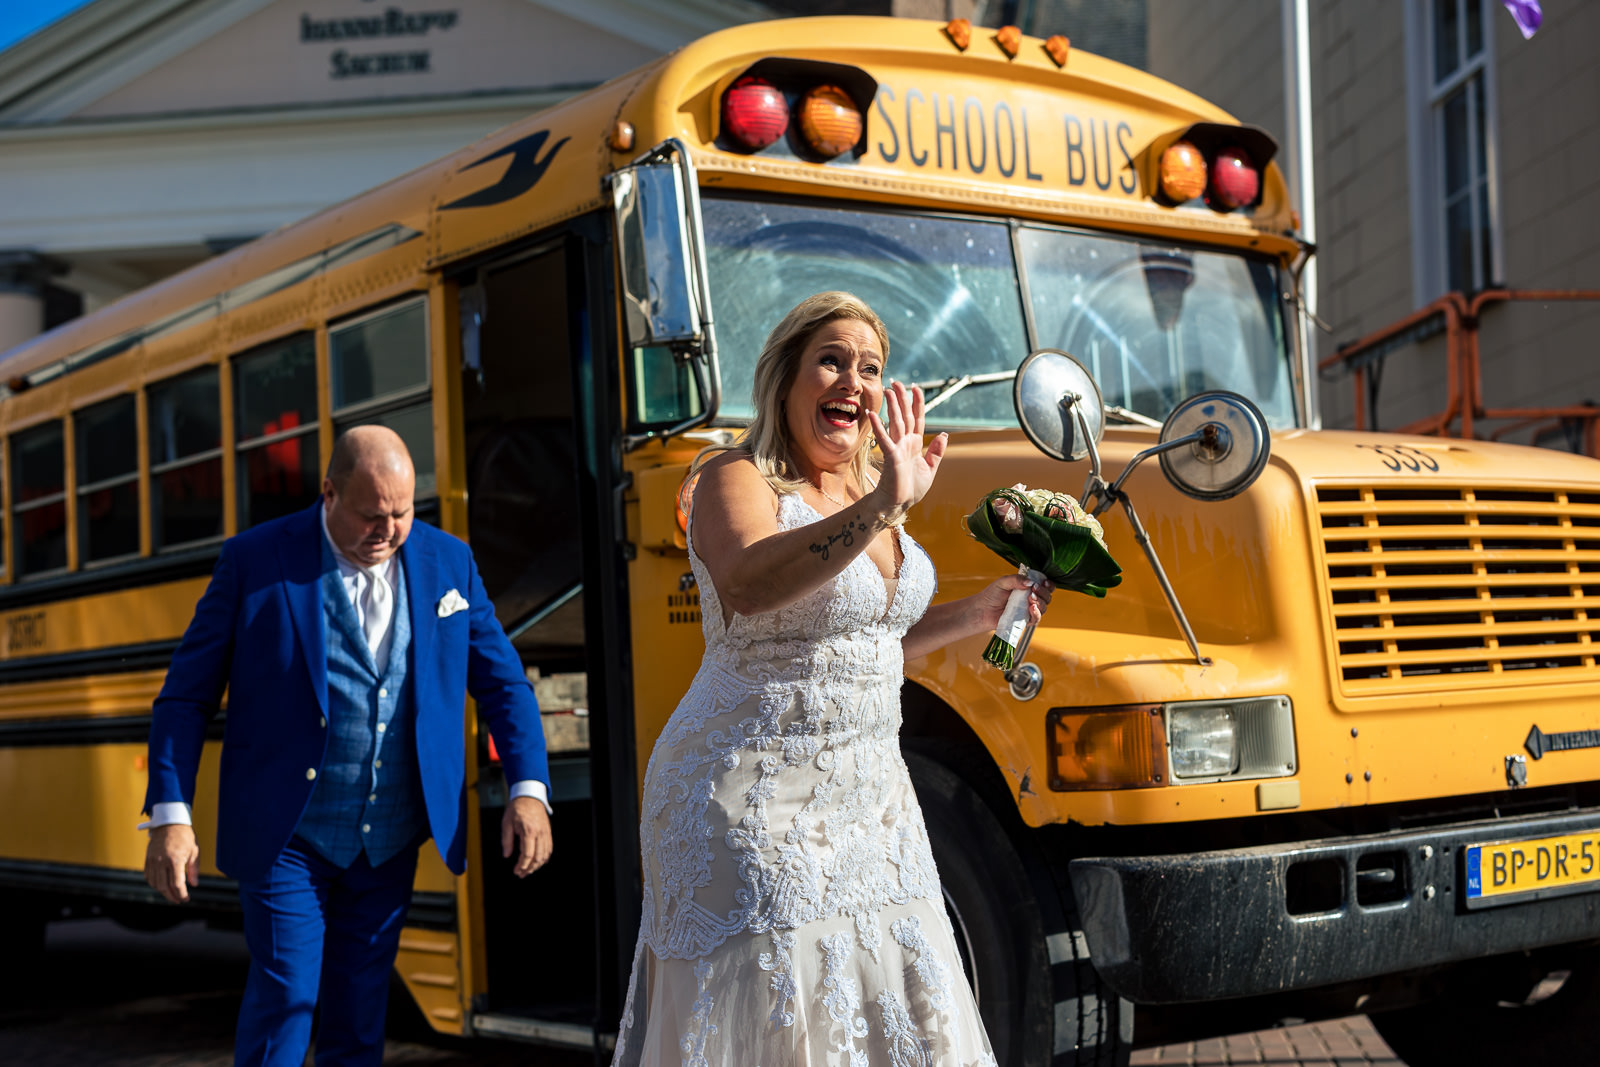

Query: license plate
[[1464, 831, 1600, 909]]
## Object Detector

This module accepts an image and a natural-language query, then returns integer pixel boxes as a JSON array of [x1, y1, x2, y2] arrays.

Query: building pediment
[[0, 0, 770, 124]]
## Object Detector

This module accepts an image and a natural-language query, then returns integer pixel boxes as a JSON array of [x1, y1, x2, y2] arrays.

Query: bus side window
[[11, 420, 66, 579], [74, 394, 140, 565], [329, 298, 436, 514], [234, 334, 319, 530], [148, 368, 223, 550]]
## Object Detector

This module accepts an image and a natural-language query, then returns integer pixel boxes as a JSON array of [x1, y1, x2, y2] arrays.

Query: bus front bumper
[[1068, 806, 1600, 1004]]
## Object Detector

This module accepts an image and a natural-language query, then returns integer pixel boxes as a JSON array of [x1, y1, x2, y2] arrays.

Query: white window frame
[[1405, 0, 1505, 303]]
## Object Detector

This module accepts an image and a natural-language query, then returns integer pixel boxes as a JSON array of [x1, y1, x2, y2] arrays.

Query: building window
[[149, 368, 224, 550], [329, 299, 435, 499], [11, 421, 66, 578], [75, 394, 140, 564], [235, 334, 320, 529], [1411, 0, 1501, 297]]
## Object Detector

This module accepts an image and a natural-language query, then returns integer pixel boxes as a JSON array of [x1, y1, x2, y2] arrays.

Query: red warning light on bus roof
[[722, 76, 789, 151], [1208, 148, 1260, 212]]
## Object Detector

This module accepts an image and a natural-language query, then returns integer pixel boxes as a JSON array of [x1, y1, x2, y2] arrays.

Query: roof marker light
[[945, 18, 972, 50], [1159, 141, 1207, 202], [995, 24, 1022, 58], [722, 75, 789, 151], [1209, 148, 1260, 211], [797, 84, 861, 158], [1044, 35, 1070, 68]]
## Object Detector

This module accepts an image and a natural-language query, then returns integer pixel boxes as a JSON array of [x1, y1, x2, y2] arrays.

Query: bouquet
[[965, 484, 1122, 669]]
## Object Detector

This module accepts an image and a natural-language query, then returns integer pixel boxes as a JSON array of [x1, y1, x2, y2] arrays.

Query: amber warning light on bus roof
[[797, 85, 862, 158]]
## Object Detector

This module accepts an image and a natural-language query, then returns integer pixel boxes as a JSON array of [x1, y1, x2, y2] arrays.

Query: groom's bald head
[[322, 427, 416, 566]]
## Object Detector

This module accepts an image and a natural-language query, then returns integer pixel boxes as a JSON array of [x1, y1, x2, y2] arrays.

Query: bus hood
[[915, 425, 1600, 707]]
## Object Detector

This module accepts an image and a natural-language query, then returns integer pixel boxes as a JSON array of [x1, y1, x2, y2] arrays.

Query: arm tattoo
[[810, 516, 867, 561]]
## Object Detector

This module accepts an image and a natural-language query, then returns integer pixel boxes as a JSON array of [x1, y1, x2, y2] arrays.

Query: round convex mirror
[[1157, 390, 1271, 501], [1013, 349, 1105, 462]]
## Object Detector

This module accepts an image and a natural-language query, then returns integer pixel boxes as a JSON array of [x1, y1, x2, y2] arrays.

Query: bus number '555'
[[1357, 443, 1441, 472]]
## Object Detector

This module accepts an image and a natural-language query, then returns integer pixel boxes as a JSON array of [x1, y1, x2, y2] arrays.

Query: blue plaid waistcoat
[[295, 543, 428, 869]]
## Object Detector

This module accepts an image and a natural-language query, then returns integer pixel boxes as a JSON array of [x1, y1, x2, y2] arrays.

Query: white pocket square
[[436, 589, 469, 618]]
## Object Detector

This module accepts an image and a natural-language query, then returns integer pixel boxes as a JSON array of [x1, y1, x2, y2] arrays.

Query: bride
[[612, 292, 1048, 1065]]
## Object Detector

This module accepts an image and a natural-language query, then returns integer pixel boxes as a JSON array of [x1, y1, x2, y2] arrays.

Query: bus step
[[470, 1012, 615, 1051]]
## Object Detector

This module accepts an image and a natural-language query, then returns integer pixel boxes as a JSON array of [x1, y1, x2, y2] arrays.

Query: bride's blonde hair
[[692, 291, 892, 510]]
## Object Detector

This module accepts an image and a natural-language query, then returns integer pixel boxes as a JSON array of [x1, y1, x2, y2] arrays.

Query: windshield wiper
[[1104, 404, 1162, 428], [913, 370, 1165, 429], [911, 370, 1016, 413]]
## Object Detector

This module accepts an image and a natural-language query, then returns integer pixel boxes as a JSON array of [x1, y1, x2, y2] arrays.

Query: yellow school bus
[[1, 15, 1597, 1066]]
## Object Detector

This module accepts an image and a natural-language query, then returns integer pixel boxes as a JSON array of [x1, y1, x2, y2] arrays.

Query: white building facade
[[0, 0, 775, 350]]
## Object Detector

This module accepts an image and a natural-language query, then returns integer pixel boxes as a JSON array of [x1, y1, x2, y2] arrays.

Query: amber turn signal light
[[1047, 705, 1168, 790], [676, 470, 699, 535]]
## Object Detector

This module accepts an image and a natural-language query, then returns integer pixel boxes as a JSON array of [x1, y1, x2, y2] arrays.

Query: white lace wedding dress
[[612, 493, 997, 1066]]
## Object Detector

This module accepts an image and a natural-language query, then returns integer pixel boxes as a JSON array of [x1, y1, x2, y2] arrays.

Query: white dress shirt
[[142, 505, 549, 830]]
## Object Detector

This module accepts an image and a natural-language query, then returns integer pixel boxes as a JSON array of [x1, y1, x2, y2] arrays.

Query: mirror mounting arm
[[1103, 427, 1214, 501], [1114, 493, 1213, 668], [1063, 390, 1212, 667]]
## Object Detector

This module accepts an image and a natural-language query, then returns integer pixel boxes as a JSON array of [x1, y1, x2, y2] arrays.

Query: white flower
[[1007, 484, 1106, 548]]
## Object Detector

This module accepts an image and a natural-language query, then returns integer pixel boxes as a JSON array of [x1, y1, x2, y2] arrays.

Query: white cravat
[[361, 563, 393, 673]]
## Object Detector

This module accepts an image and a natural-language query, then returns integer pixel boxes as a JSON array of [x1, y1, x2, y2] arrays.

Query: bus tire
[[1370, 947, 1600, 1065], [905, 749, 1132, 1067]]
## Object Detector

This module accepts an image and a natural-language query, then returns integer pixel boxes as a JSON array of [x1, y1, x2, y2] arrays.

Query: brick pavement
[[0, 988, 591, 1066], [4, 918, 1409, 1066], [1133, 1016, 1404, 1067]]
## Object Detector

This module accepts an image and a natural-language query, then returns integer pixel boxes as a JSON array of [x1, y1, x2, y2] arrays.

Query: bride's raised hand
[[866, 381, 948, 523]]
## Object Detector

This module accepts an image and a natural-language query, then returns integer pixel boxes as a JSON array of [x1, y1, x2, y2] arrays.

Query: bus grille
[[1316, 485, 1600, 694]]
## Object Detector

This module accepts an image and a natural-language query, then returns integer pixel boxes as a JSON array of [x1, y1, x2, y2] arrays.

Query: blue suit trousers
[[234, 838, 419, 1067]]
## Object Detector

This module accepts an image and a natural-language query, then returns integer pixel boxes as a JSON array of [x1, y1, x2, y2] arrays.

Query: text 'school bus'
[[0, 16, 1596, 1066]]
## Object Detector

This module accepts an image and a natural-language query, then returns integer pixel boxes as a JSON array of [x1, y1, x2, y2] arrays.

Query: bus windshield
[[703, 197, 1297, 429]]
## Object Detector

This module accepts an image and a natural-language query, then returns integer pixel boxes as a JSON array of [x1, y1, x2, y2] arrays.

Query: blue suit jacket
[[144, 501, 549, 883]]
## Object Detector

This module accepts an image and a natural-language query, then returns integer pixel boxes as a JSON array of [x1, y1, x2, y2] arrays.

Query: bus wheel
[[1370, 947, 1600, 1064], [905, 750, 1132, 1067]]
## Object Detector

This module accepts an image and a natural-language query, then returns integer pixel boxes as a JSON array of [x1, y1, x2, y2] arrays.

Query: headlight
[[1164, 696, 1296, 784], [1046, 697, 1296, 792], [1168, 704, 1238, 778]]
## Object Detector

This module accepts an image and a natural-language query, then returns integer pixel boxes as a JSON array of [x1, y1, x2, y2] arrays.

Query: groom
[[142, 425, 552, 1066]]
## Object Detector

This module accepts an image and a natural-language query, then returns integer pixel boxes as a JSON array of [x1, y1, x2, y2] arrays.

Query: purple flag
[[1502, 0, 1542, 39]]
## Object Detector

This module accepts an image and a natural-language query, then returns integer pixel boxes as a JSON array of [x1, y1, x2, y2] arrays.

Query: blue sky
[[0, 0, 95, 55]]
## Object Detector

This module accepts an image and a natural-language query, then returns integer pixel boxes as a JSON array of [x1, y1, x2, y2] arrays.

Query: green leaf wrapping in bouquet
[[964, 487, 1123, 597]]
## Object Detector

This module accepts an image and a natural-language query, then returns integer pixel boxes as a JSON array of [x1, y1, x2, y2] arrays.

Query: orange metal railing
[[1320, 289, 1600, 455]]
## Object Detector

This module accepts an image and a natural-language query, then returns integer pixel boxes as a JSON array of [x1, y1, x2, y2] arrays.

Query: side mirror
[[611, 139, 721, 449], [1013, 349, 1104, 462], [1157, 391, 1270, 501], [613, 162, 701, 348]]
